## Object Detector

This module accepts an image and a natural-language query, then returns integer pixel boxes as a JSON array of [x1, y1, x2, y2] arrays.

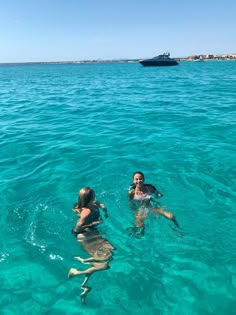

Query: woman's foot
[[74, 256, 95, 264], [74, 256, 85, 263], [126, 226, 144, 238], [80, 285, 91, 304], [68, 268, 84, 278]]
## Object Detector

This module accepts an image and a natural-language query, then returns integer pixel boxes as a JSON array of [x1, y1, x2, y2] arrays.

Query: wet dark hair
[[78, 187, 95, 209], [132, 171, 145, 180]]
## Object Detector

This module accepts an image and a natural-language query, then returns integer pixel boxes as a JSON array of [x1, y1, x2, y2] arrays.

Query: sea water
[[0, 61, 235, 315]]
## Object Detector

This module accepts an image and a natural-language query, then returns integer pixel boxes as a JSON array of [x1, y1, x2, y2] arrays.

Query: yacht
[[139, 52, 178, 67]]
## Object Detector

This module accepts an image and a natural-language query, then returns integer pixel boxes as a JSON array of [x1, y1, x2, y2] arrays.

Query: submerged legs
[[127, 207, 182, 238], [68, 261, 110, 304], [80, 275, 91, 304], [68, 261, 109, 278], [125, 210, 146, 238], [68, 235, 114, 304], [154, 207, 180, 227]]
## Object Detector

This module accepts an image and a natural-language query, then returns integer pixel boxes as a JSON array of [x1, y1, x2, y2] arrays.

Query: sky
[[0, 0, 235, 63]]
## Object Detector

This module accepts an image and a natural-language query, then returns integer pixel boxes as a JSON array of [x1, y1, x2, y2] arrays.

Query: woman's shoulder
[[80, 207, 92, 217], [128, 189, 135, 198], [144, 184, 163, 197], [144, 184, 156, 192]]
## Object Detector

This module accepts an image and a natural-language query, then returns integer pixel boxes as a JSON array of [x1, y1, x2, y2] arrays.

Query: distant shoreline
[[0, 53, 236, 66]]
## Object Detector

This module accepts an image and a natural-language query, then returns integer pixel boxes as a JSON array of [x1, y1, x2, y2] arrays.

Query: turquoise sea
[[0, 61, 236, 315]]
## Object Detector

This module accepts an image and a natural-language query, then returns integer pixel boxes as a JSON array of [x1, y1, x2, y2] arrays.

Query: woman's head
[[78, 187, 95, 208], [132, 171, 145, 188]]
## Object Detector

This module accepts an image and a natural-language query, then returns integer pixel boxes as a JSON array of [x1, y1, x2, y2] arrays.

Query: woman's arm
[[72, 203, 81, 214], [96, 201, 108, 218], [72, 208, 91, 234], [128, 190, 136, 210]]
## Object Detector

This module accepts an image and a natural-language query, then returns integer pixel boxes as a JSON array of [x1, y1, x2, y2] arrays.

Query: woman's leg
[[154, 207, 179, 227], [125, 210, 146, 237], [68, 261, 109, 278], [69, 230, 115, 304], [74, 248, 113, 263], [80, 275, 91, 304], [135, 210, 146, 227], [74, 256, 97, 264]]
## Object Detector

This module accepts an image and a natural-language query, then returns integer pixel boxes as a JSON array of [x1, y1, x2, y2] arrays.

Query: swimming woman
[[68, 187, 115, 303], [128, 171, 179, 237]]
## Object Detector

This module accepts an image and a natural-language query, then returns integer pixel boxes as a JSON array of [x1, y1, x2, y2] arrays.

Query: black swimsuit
[[83, 205, 101, 225]]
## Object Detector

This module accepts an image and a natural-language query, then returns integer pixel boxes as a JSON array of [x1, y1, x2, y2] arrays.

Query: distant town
[[176, 53, 236, 61], [0, 53, 236, 65]]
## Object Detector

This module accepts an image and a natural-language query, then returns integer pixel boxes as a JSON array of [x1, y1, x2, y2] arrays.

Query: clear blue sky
[[0, 0, 235, 63]]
